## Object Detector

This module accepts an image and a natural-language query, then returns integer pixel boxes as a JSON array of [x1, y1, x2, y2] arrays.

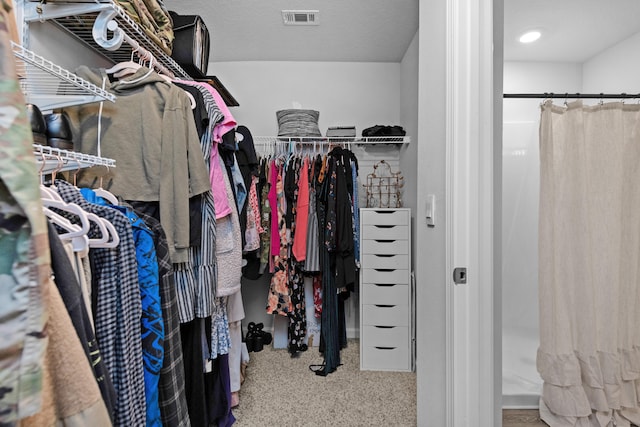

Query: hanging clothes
[[130, 207, 191, 427], [56, 180, 146, 427], [0, 18, 50, 421], [64, 66, 211, 263], [81, 188, 164, 427], [46, 222, 117, 421]]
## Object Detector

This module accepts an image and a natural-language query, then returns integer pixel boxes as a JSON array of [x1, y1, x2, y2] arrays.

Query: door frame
[[445, 0, 501, 425]]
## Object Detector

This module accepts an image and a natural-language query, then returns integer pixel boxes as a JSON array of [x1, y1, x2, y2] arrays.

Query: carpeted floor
[[232, 339, 417, 426]]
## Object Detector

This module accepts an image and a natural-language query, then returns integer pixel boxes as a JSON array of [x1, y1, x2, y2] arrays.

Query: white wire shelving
[[34, 143, 116, 175], [12, 41, 116, 110], [23, 0, 191, 79], [252, 136, 410, 155]]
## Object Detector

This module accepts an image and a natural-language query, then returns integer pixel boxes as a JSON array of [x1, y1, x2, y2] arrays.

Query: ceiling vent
[[282, 10, 319, 26]]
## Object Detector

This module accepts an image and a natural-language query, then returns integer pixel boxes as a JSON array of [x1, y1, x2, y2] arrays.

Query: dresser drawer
[[361, 224, 409, 240], [362, 268, 409, 284], [361, 283, 408, 306], [362, 304, 408, 326], [361, 345, 410, 371], [361, 254, 409, 270], [362, 325, 409, 348], [360, 239, 409, 255], [361, 209, 409, 226]]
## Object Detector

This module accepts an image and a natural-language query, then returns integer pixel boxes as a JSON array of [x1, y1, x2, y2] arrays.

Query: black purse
[[169, 11, 210, 78]]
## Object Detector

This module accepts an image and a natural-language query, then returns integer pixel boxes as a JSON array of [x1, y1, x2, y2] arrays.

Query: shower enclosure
[[501, 62, 583, 408]]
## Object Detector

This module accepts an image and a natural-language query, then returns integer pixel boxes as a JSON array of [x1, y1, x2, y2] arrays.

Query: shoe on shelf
[[26, 104, 47, 145], [45, 113, 74, 151]]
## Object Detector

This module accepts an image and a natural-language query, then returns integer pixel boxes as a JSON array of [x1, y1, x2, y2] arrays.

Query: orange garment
[[292, 157, 310, 262]]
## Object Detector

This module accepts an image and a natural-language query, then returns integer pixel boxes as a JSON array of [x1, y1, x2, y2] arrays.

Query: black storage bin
[[169, 11, 210, 78]]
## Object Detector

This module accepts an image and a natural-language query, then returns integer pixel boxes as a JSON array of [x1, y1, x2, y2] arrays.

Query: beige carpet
[[232, 339, 417, 426]]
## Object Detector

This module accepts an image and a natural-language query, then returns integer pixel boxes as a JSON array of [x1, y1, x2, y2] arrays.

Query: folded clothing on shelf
[[115, 0, 174, 55], [326, 126, 356, 138], [362, 125, 406, 137]]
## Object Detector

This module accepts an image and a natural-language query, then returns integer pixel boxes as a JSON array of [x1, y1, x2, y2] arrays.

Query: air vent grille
[[282, 10, 319, 26]]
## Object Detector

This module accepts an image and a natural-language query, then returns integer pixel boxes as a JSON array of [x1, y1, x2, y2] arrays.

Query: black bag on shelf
[[169, 11, 210, 78]]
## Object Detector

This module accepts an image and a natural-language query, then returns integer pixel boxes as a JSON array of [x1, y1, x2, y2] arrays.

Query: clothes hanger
[[86, 211, 119, 248], [105, 46, 142, 77], [42, 196, 91, 255], [70, 169, 119, 248], [93, 168, 120, 206], [118, 52, 155, 85]]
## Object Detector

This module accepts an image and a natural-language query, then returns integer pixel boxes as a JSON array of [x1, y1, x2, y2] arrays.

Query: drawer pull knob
[[374, 325, 395, 329], [374, 268, 396, 272], [374, 254, 394, 258], [374, 210, 395, 214], [375, 346, 396, 350], [374, 304, 395, 308], [373, 283, 395, 287], [374, 239, 395, 243], [374, 225, 395, 229]]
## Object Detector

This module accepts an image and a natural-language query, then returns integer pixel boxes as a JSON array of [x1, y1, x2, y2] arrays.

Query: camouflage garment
[[0, 2, 51, 423], [115, 0, 174, 55]]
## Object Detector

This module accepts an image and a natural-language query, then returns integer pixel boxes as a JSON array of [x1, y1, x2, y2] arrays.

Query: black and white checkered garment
[[131, 207, 191, 427], [55, 180, 146, 427]]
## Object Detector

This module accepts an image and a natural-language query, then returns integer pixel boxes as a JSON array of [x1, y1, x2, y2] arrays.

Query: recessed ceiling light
[[519, 31, 541, 44]]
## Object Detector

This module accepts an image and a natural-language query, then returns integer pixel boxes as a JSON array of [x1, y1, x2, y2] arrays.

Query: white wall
[[211, 61, 402, 136], [583, 32, 640, 93], [210, 60, 409, 338], [400, 31, 419, 216], [416, 1, 448, 424]]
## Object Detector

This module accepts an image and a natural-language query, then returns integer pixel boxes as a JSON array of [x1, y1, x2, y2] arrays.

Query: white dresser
[[359, 208, 413, 372]]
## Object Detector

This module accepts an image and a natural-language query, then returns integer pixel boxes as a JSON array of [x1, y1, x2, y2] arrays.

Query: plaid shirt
[[56, 181, 146, 427], [131, 206, 191, 427]]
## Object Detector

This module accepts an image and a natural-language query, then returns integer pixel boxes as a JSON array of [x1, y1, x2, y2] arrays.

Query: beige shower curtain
[[538, 100, 640, 427]]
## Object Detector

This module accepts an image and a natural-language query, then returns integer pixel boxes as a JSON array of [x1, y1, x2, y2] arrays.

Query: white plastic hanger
[[105, 46, 142, 77], [43, 207, 90, 255], [93, 187, 119, 206], [92, 167, 120, 206], [86, 211, 119, 248]]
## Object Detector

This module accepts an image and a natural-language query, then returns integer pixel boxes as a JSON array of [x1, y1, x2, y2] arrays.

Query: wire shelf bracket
[[12, 41, 116, 110]]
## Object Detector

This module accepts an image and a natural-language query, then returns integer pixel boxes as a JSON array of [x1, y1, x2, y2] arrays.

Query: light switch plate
[[426, 194, 436, 226]]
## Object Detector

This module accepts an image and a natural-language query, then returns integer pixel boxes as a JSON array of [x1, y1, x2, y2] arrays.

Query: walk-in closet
[[0, 0, 451, 425]]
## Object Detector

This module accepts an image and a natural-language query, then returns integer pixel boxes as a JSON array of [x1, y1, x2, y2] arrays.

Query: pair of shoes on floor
[[27, 104, 74, 150], [245, 322, 272, 353]]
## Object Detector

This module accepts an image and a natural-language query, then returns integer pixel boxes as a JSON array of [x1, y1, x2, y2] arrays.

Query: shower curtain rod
[[503, 92, 640, 99]]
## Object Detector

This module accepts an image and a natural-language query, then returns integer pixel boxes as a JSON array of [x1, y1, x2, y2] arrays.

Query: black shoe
[[245, 322, 257, 352], [26, 104, 47, 145], [255, 322, 272, 346], [253, 334, 264, 352], [45, 113, 74, 150]]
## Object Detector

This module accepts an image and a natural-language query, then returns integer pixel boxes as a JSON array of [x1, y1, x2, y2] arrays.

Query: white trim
[[446, 0, 496, 425]]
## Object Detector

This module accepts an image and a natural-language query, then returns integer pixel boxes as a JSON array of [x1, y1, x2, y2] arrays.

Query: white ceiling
[[504, 0, 640, 62], [162, 1, 640, 64], [162, 0, 419, 63]]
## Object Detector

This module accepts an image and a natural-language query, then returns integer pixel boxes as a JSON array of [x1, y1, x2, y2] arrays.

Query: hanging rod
[[503, 93, 640, 99], [253, 136, 410, 145]]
